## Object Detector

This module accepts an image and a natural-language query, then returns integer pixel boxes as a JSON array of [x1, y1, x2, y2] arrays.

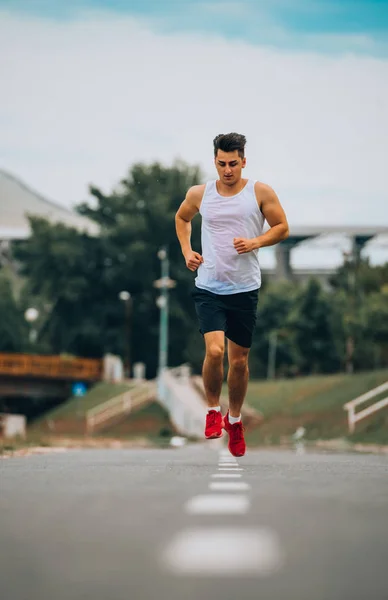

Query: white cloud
[[1, 10, 387, 267]]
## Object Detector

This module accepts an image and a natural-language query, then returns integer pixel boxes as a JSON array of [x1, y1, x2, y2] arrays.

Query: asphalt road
[[1, 443, 388, 600]]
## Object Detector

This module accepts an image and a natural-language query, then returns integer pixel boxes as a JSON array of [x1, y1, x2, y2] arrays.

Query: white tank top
[[195, 179, 265, 295]]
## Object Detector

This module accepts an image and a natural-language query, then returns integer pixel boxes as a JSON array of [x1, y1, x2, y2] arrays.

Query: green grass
[[228, 369, 388, 446], [25, 385, 174, 448], [20, 369, 388, 450], [0, 434, 52, 455], [32, 381, 134, 423], [91, 400, 194, 447], [12, 399, 174, 452], [94, 401, 174, 440]]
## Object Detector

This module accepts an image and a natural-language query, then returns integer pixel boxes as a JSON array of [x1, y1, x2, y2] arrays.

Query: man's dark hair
[[213, 132, 246, 158]]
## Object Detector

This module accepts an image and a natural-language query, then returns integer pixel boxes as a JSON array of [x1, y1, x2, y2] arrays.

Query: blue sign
[[72, 382, 87, 397]]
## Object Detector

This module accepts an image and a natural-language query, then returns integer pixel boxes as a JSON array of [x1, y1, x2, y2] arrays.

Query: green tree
[[77, 161, 204, 375], [250, 281, 298, 378], [330, 257, 388, 372], [13, 161, 203, 377], [288, 279, 342, 374], [0, 272, 29, 352], [366, 286, 388, 367]]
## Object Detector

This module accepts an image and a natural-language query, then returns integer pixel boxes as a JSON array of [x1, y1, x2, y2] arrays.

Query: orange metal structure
[[0, 353, 102, 381]]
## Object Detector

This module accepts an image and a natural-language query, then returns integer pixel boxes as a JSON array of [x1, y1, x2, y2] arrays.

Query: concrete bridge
[[275, 225, 388, 280]]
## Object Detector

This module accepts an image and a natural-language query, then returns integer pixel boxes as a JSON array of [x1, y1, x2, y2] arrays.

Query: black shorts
[[191, 286, 259, 349]]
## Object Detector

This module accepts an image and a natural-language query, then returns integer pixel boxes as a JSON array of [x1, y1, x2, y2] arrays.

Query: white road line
[[218, 462, 238, 466], [218, 467, 243, 471], [212, 473, 242, 478], [209, 481, 251, 491], [185, 494, 250, 515], [161, 527, 284, 576]]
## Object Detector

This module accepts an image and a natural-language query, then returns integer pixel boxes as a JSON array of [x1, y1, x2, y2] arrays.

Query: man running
[[175, 133, 289, 456]]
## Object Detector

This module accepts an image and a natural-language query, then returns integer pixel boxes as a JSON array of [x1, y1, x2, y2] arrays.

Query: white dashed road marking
[[162, 527, 284, 576], [185, 494, 250, 515], [160, 449, 284, 579], [218, 467, 243, 471], [209, 481, 251, 491], [212, 473, 242, 478]]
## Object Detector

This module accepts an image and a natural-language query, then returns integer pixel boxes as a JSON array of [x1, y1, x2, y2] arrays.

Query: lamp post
[[154, 247, 176, 400], [118, 290, 132, 379], [24, 307, 39, 345]]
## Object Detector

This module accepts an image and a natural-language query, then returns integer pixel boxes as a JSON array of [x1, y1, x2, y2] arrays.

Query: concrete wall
[[159, 366, 207, 438], [0, 413, 26, 438]]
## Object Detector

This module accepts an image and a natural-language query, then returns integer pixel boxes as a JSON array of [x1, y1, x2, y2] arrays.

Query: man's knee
[[230, 354, 249, 370], [206, 343, 224, 362]]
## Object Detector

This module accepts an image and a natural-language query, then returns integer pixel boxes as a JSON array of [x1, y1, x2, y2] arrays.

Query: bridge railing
[[86, 381, 157, 434], [0, 353, 102, 381], [344, 381, 388, 433]]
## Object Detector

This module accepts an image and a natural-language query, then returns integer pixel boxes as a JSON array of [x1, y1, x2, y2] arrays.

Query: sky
[[1, 0, 388, 268]]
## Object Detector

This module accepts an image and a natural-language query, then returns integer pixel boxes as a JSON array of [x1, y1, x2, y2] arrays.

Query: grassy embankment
[[1, 382, 174, 454], [2, 369, 388, 454], [237, 369, 388, 446]]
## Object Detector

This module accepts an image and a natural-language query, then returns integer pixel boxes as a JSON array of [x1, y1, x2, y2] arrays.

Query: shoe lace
[[207, 411, 218, 426], [231, 421, 244, 441]]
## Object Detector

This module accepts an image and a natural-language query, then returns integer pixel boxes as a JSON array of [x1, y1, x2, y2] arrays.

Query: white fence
[[344, 381, 388, 433], [86, 381, 156, 434]]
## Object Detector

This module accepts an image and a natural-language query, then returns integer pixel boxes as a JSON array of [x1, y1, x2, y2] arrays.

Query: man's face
[[214, 149, 246, 186]]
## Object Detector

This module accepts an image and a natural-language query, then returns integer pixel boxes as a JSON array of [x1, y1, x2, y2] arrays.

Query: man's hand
[[233, 237, 256, 254], [184, 250, 204, 271]]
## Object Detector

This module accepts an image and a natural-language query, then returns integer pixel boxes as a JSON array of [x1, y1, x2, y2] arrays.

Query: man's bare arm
[[255, 183, 289, 248], [233, 183, 289, 254], [175, 184, 204, 271]]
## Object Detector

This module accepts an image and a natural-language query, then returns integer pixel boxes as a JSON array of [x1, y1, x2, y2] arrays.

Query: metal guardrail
[[86, 381, 157, 434], [0, 352, 102, 381], [344, 381, 388, 433]]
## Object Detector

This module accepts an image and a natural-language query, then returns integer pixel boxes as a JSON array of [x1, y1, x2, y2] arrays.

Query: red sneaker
[[205, 410, 224, 439], [224, 411, 246, 457]]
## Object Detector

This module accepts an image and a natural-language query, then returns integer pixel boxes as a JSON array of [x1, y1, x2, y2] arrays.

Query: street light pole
[[24, 307, 39, 346], [118, 291, 132, 379], [154, 247, 176, 401], [159, 248, 169, 378]]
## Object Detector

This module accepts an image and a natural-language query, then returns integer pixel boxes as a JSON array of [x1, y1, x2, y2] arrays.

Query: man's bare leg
[[227, 339, 250, 417], [203, 331, 225, 408]]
